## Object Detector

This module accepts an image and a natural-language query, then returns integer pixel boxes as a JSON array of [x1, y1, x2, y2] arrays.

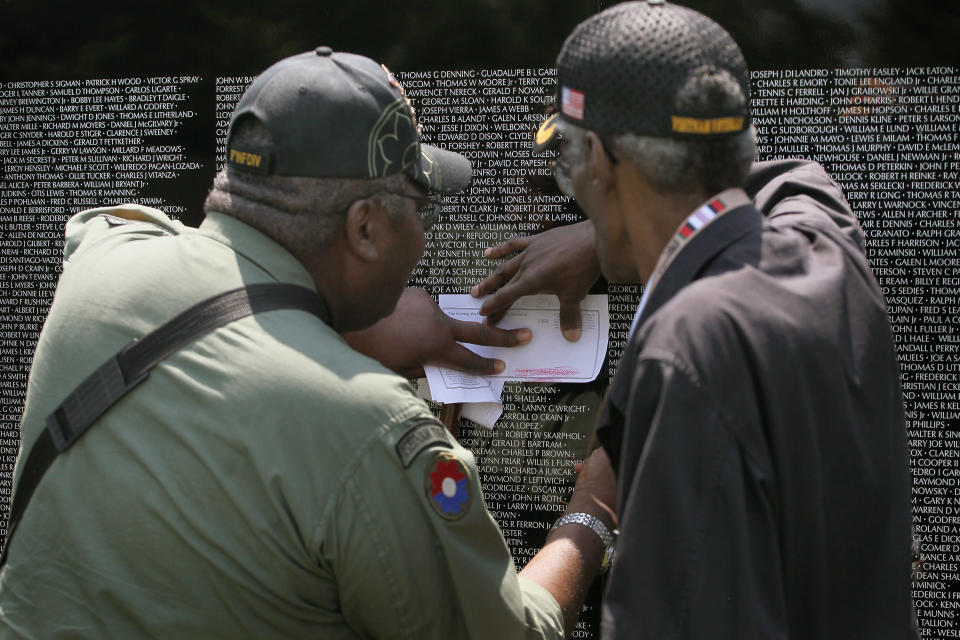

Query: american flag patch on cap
[[561, 86, 585, 120]]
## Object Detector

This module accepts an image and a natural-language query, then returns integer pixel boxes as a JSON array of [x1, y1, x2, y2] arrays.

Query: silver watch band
[[551, 512, 617, 573], [551, 512, 614, 547]]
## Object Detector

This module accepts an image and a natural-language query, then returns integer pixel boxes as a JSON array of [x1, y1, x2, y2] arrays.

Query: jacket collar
[[635, 198, 762, 328]]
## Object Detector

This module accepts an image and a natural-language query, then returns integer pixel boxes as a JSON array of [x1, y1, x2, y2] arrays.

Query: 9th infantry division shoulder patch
[[425, 452, 471, 520]]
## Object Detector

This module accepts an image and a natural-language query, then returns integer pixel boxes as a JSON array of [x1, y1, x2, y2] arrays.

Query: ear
[[584, 131, 617, 193], [342, 197, 384, 263]]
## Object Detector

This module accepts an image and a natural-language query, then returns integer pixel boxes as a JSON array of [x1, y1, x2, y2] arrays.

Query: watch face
[[601, 544, 615, 573]]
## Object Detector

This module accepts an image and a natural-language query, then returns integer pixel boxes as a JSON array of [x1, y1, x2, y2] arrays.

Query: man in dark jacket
[[474, 1, 916, 637]]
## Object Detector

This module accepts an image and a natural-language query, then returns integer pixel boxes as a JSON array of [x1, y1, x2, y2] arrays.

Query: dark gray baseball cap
[[227, 47, 472, 194], [534, 0, 752, 152]]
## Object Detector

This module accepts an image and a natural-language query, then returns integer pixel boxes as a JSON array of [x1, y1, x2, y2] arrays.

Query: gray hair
[[561, 67, 757, 196], [204, 116, 409, 261]]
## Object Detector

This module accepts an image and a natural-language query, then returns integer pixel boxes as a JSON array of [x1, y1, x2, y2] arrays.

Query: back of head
[[548, 1, 756, 194]]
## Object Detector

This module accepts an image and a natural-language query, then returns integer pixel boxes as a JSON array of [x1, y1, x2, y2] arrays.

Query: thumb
[[558, 301, 582, 342]]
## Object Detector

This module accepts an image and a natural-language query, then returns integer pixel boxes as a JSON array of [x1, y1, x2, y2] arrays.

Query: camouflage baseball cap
[[226, 47, 471, 193]]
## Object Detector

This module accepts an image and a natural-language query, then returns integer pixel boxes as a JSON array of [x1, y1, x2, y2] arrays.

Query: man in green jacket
[[0, 48, 616, 639]]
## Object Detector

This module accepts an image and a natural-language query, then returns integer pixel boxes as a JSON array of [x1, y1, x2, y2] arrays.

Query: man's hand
[[568, 446, 617, 526], [342, 287, 531, 378], [471, 220, 601, 342]]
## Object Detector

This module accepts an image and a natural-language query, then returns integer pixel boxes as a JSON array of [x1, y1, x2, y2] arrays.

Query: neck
[[616, 170, 710, 284], [295, 243, 357, 333]]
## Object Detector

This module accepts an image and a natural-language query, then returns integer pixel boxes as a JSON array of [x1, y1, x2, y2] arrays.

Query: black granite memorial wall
[[1, 0, 957, 635]]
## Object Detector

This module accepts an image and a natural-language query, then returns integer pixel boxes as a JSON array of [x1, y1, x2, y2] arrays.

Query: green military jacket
[[0, 205, 563, 639]]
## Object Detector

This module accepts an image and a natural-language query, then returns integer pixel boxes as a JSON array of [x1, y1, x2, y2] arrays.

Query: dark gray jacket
[[597, 160, 914, 639]]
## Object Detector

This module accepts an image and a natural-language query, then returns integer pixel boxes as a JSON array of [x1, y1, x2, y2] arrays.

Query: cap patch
[[228, 146, 272, 174], [561, 86, 585, 120], [419, 147, 440, 189], [671, 115, 745, 135], [368, 98, 419, 178], [425, 452, 471, 520]]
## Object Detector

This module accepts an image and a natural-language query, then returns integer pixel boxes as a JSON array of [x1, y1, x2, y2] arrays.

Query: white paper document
[[422, 294, 609, 427], [416, 377, 506, 428]]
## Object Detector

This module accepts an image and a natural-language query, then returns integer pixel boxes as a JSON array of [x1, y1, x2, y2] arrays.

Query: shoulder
[[226, 319, 434, 449], [747, 159, 865, 251], [63, 204, 186, 262], [633, 271, 784, 413]]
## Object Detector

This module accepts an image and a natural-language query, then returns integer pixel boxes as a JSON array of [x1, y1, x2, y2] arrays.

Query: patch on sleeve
[[396, 419, 451, 468], [425, 451, 472, 520]]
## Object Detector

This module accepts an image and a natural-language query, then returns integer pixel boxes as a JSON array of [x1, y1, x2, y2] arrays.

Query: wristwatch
[[551, 512, 617, 573]]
